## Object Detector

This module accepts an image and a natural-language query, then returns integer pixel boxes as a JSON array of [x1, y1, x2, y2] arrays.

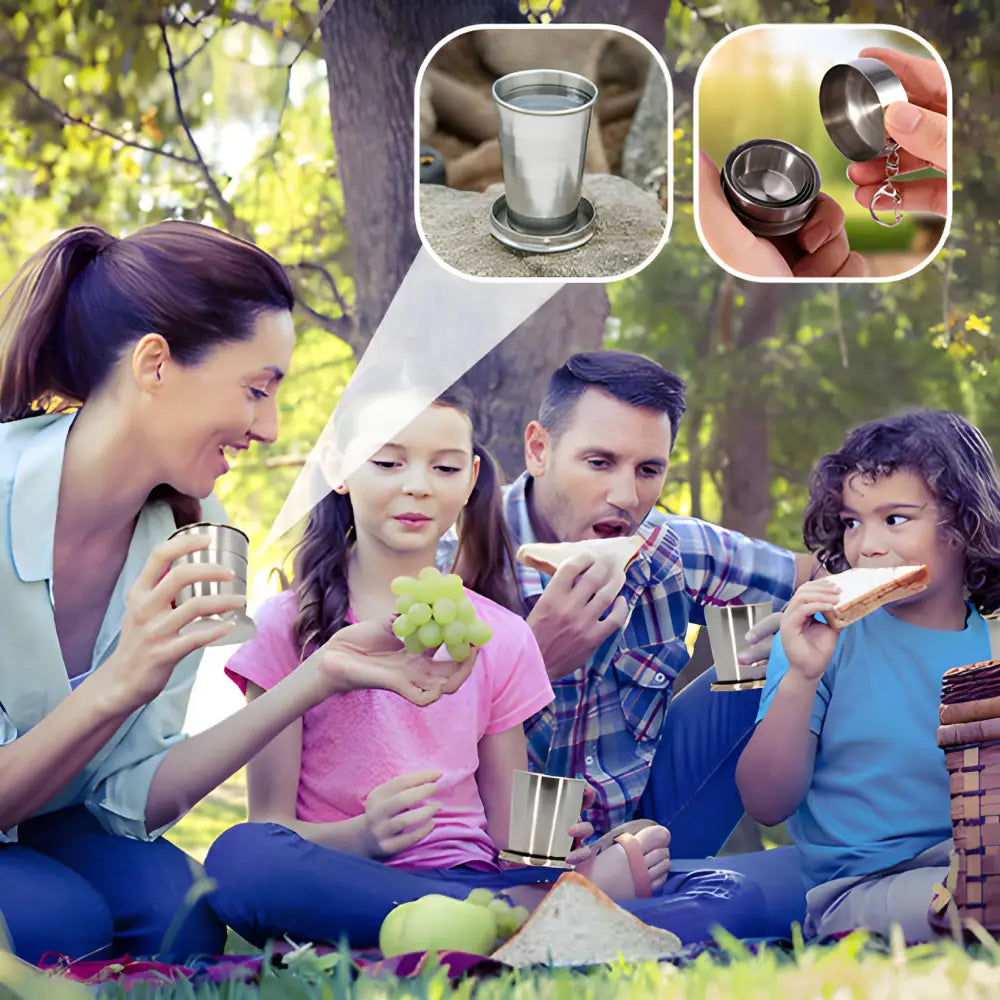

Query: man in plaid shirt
[[441, 350, 817, 934]]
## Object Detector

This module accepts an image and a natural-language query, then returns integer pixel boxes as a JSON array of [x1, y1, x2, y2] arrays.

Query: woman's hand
[[100, 534, 247, 712], [779, 580, 843, 683], [848, 47, 948, 218], [698, 152, 868, 278], [361, 770, 442, 858], [315, 619, 479, 706]]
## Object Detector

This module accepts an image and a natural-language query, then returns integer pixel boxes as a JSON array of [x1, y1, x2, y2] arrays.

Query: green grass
[[4, 779, 992, 998]]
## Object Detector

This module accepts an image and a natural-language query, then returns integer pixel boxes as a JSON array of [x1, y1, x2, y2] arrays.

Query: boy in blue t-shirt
[[737, 411, 1000, 942]]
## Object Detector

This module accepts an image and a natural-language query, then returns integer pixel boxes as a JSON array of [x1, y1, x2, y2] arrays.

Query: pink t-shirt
[[224, 588, 554, 871]]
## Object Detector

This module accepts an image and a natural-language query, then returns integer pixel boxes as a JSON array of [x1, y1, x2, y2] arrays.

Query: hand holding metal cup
[[704, 601, 775, 692], [499, 769, 588, 868], [819, 57, 909, 227], [168, 522, 257, 646]]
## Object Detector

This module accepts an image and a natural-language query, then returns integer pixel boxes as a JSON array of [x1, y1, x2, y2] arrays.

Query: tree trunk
[[719, 283, 784, 539], [459, 285, 610, 479], [318, 0, 643, 467]]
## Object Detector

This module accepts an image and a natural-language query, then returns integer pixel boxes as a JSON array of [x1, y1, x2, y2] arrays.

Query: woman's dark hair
[[291, 390, 518, 656], [803, 410, 1000, 615], [0, 221, 294, 525]]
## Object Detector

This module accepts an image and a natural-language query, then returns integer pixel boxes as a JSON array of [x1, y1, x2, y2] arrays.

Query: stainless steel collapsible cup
[[499, 769, 588, 868], [704, 601, 774, 691], [492, 69, 598, 236], [169, 522, 257, 646], [720, 139, 821, 237], [819, 57, 908, 162]]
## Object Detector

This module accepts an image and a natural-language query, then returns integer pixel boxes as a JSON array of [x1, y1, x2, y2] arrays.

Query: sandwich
[[515, 534, 645, 578], [490, 871, 681, 968], [824, 564, 929, 628]]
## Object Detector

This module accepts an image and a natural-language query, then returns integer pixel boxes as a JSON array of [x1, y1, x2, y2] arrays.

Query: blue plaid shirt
[[439, 472, 796, 835]]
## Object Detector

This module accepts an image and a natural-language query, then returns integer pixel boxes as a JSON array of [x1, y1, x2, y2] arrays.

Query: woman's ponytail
[[0, 226, 115, 421]]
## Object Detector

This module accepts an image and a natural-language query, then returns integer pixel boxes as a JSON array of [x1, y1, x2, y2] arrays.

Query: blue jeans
[[204, 821, 765, 949], [0, 807, 226, 964], [637, 666, 806, 937]]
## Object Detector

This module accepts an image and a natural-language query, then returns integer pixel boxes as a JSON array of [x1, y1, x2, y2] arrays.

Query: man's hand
[[527, 553, 630, 682], [737, 610, 783, 666]]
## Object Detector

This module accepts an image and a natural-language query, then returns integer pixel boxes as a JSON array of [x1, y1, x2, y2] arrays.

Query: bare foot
[[575, 824, 671, 899]]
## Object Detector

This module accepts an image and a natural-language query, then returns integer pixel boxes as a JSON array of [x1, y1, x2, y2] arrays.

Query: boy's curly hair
[[802, 410, 1000, 616]]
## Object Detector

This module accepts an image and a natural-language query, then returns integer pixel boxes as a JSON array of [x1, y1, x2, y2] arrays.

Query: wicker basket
[[940, 741, 1000, 930]]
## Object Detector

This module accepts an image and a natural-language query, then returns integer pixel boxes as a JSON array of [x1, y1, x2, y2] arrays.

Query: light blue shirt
[[0, 411, 226, 842], [758, 605, 989, 888]]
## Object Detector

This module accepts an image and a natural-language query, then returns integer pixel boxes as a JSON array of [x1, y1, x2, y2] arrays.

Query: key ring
[[869, 142, 904, 228]]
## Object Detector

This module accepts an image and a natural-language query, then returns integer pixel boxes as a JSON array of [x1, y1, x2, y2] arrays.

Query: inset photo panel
[[694, 25, 950, 282], [415, 24, 672, 281]]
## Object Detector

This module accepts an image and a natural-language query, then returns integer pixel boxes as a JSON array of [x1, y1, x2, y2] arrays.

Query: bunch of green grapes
[[391, 567, 493, 662], [465, 888, 530, 942]]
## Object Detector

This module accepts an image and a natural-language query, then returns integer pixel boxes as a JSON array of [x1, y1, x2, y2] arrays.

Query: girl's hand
[[101, 534, 247, 713], [316, 620, 479, 706], [361, 770, 442, 858], [780, 580, 842, 683], [566, 783, 598, 866]]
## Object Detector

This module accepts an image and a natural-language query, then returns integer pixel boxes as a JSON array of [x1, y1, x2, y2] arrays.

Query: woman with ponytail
[[0, 224, 475, 964], [203, 392, 672, 950]]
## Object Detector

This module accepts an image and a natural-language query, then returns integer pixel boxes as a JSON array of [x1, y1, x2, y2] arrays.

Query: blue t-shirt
[[757, 605, 989, 889]]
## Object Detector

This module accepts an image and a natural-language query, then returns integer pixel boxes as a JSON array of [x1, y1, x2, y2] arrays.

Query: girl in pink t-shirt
[[203, 392, 671, 948]]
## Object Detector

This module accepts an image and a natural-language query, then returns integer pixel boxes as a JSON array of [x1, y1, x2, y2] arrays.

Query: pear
[[379, 894, 499, 957]]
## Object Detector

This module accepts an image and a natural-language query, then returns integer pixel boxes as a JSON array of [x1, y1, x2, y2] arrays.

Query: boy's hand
[[780, 580, 842, 683]]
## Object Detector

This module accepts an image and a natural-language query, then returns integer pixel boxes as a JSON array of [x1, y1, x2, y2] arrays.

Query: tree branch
[[286, 261, 352, 318], [292, 298, 358, 347], [158, 18, 241, 233], [0, 68, 201, 167]]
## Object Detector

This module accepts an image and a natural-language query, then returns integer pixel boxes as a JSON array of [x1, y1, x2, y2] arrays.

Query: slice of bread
[[825, 564, 929, 628], [515, 535, 645, 578], [490, 871, 681, 968]]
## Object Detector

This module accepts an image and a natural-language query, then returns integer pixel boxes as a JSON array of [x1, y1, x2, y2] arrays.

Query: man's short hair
[[538, 351, 687, 443]]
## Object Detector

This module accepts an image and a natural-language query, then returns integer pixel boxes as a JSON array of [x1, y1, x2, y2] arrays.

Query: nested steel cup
[[170, 522, 249, 605], [819, 57, 908, 162], [721, 139, 821, 237], [704, 601, 774, 684], [493, 69, 598, 234], [502, 770, 587, 867]]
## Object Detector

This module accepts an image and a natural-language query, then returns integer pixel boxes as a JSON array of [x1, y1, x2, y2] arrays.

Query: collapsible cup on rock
[[499, 769, 588, 869], [169, 522, 257, 646], [490, 69, 599, 252]]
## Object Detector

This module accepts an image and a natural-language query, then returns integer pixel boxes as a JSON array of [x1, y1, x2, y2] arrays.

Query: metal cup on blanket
[[703, 601, 774, 692], [499, 770, 587, 868], [934, 620, 1000, 932], [168, 522, 257, 646]]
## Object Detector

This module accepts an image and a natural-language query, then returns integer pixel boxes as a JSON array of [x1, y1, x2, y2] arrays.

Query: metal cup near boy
[[720, 56, 908, 235], [168, 522, 257, 646], [499, 769, 588, 868], [703, 601, 774, 692], [490, 68, 599, 253]]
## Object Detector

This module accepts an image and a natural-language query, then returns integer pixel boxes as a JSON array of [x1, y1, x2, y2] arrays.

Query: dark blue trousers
[[0, 807, 226, 964], [204, 667, 805, 950]]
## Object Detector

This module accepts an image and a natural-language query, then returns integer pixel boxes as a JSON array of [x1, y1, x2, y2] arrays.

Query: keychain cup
[[819, 57, 909, 227]]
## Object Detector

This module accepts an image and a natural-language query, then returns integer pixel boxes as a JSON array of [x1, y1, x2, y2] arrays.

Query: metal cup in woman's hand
[[168, 522, 256, 646]]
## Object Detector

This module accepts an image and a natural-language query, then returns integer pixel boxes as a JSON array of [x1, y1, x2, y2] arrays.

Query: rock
[[418, 174, 668, 279], [621, 60, 672, 199]]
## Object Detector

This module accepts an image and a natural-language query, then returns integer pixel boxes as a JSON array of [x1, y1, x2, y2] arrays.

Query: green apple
[[379, 894, 499, 957]]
